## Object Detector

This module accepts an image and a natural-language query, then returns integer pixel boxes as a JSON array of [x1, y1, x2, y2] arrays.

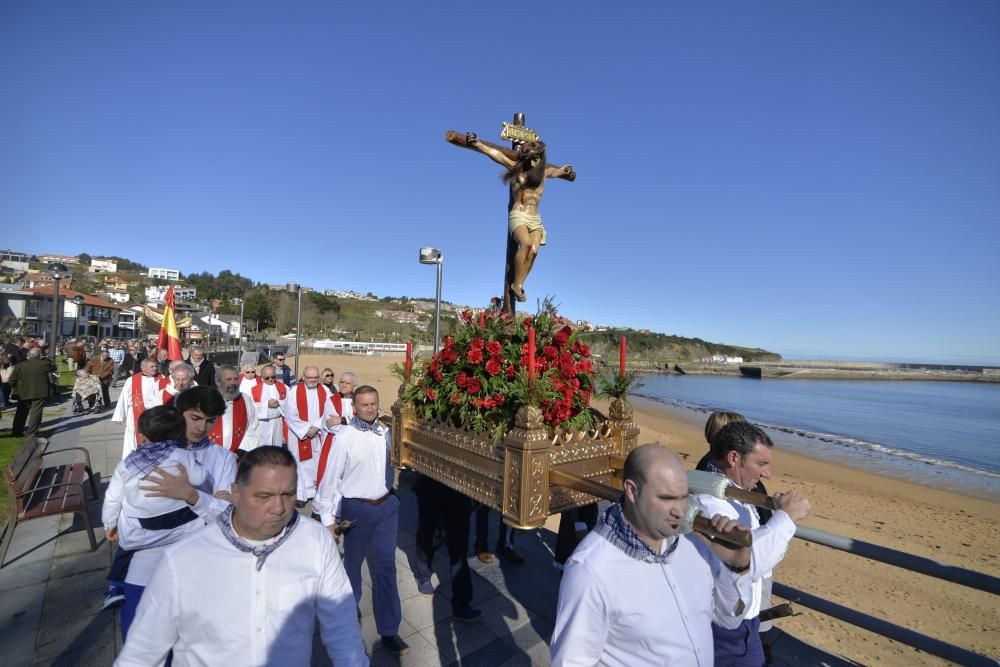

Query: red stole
[[294, 383, 333, 463], [161, 390, 175, 405], [251, 378, 287, 402], [130, 375, 149, 436], [208, 395, 248, 452]]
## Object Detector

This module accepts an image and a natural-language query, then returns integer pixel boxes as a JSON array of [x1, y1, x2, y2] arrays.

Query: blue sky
[[2, 2, 998, 364]]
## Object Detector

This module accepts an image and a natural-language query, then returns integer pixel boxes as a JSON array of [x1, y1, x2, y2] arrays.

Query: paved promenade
[[0, 387, 851, 666]]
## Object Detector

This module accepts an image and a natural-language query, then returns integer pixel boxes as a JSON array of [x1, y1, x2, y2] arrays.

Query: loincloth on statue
[[508, 209, 547, 245]]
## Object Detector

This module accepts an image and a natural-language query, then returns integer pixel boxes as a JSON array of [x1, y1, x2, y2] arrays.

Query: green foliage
[[107, 256, 147, 272], [596, 369, 645, 400], [76, 253, 92, 265], [182, 270, 254, 302], [579, 329, 781, 363]]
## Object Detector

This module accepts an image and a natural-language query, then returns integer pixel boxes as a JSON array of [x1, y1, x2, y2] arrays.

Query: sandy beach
[[291, 352, 1000, 665]]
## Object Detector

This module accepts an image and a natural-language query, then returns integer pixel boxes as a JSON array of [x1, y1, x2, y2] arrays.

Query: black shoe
[[381, 635, 409, 656], [453, 607, 482, 623], [497, 546, 525, 565]]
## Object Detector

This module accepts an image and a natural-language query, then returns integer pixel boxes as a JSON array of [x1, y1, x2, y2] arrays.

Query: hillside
[[578, 329, 781, 363]]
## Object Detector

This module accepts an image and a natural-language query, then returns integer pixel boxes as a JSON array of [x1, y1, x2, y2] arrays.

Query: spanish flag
[[157, 285, 183, 361]]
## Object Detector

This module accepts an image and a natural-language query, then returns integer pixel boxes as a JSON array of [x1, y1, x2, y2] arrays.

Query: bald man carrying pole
[[551, 444, 755, 666]]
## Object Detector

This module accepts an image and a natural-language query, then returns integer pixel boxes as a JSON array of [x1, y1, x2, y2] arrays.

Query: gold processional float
[[388, 114, 750, 548]]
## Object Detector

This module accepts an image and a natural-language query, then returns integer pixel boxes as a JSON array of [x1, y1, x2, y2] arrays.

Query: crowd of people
[[3, 332, 814, 665]]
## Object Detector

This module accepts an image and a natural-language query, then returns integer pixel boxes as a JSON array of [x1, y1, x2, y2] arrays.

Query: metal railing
[[777, 525, 999, 664]]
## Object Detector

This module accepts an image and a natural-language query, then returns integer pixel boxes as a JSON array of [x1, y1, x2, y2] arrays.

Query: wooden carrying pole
[[548, 469, 751, 548]]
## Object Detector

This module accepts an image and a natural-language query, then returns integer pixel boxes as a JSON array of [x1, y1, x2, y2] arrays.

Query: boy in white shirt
[[103, 405, 209, 542], [101, 405, 210, 637]]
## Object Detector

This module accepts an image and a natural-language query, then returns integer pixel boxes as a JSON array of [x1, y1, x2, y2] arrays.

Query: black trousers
[[414, 475, 473, 613], [554, 502, 599, 565], [12, 398, 45, 436]]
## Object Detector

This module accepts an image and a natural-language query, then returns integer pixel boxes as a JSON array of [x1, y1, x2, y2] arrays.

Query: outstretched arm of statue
[[546, 163, 574, 180], [466, 133, 515, 168]]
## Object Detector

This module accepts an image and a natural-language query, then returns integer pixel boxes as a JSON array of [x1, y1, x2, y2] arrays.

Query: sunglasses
[[245, 370, 256, 374], [323, 374, 333, 377], [275, 358, 285, 361]]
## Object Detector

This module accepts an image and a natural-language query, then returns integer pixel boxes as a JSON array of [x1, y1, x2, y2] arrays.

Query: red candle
[[479, 310, 485, 328], [620, 336, 626, 378], [527, 327, 535, 379], [405, 340, 412, 381]]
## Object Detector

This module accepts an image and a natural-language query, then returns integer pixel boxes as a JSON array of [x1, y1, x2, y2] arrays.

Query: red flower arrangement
[[401, 298, 595, 441]]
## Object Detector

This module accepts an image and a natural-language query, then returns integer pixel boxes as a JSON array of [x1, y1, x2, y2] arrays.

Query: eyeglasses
[[244, 370, 256, 374], [262, 376, 275, 381]]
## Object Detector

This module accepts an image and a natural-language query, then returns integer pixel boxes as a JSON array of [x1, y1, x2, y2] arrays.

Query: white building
[[104, 290, 131, 304], [148, 267, 181, 280], [145, 285, 197, 303], [90, 258, 118, 273]]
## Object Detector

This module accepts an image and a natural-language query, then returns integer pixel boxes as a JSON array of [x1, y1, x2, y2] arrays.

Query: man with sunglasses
[[249, 365, 289, 448], [272, 353, 296, 386]]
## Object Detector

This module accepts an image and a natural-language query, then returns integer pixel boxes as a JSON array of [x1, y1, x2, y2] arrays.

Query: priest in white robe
[[280, 365, 336, 502], [210, 366, 259, 454], [112, 358, 162, 459]]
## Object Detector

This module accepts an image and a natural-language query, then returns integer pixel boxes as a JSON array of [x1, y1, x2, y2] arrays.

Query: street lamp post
[[47, 263, 69, 357], [418, 247, 443, 354], [287, 283, 302, 379], [233, 298, 245, 353], [72, 295, 84, 339]]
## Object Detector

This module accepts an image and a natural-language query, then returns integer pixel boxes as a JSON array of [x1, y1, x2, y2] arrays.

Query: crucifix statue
[[446, 113, 576, 314]]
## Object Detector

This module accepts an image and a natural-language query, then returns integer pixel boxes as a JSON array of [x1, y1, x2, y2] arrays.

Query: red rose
[[433, 370, 444, 383], [481, 398, 495, 410], [521, 316, 533, 327], [505, 364, 516, 379], [578, 343, 590, 357], [485, 359, 502, 376], [444, 335, 455, 348], [425, 388, 436, 400], [578, 359, 593, 373], [494, 393, 505, 406], [466, 377, 482, 394], [543, 345, 558, 360], [456, 372, 468, 388], [467, 348, 484, 364], [554, 326, 571, 347], [462, 310, 472, 322], [486, 341, 502, 357], [470, 338, 485, 350]]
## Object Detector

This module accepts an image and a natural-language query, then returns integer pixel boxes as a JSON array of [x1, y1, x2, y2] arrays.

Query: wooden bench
[[1, 435, 101, 567]]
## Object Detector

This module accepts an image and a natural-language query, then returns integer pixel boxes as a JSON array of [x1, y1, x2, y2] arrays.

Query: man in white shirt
[[331, 371, 357, 424], [112, 358, 161, 459], [697, 422, 810, 666], [247, 364, 288, 448], [116, 446, 368, 667], [209, 365, 259, 454], [550, 444, 754, 667], [280, 365, 335, 502], [313, 386, 408, 656]]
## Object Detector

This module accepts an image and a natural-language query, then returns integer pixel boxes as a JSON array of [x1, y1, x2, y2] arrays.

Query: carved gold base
[[391, 386, 640, 529]]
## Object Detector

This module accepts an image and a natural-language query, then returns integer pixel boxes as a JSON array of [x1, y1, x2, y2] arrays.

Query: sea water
[[634, 375, 1000, 501]]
